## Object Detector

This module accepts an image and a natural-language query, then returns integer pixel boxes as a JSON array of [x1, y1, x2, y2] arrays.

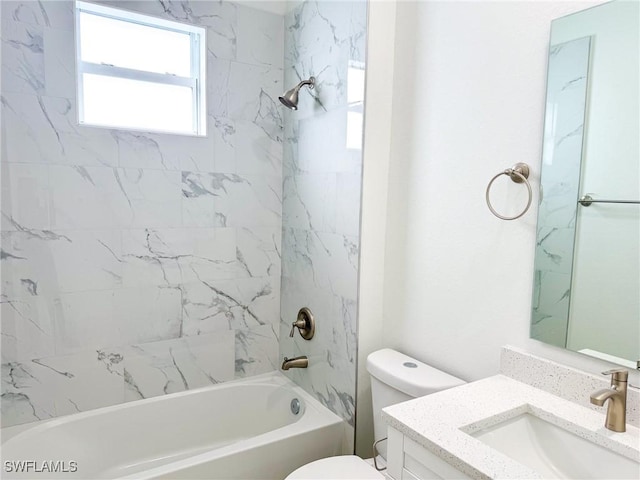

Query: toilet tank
[[366, 349, 465, 459]]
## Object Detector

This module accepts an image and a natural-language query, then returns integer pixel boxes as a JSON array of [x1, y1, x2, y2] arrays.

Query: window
[[75, 1, 206, 136]]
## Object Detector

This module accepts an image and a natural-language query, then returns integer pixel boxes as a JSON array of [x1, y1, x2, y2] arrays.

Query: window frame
[[75, 1, 207, 136]]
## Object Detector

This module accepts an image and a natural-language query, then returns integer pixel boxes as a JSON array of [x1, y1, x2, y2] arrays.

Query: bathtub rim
[[1, 370, 343, 446]]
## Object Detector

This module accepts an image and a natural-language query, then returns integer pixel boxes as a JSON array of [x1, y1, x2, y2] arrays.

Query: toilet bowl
[[284, 349, 465, 479], [285, 455, 384, 480]]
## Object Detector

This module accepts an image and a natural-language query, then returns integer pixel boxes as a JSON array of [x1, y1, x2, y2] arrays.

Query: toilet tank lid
[[367, 349, 465, 398]]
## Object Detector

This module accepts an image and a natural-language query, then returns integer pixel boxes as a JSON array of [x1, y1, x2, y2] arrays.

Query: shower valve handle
[[289, 307, 315, 340], [289, 319, 306, 337]]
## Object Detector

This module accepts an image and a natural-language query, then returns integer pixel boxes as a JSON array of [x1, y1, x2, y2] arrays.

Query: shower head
[[279, 77, 315, 110]]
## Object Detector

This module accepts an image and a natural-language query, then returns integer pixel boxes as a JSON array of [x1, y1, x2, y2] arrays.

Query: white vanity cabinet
[[386, 427, 472, 480]]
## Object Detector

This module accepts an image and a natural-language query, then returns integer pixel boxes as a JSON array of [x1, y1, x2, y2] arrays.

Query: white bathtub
[[0, 372, 347, 479]]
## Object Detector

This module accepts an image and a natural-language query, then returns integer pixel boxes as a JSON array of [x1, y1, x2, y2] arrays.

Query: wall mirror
[[531, 0, 639, 368]]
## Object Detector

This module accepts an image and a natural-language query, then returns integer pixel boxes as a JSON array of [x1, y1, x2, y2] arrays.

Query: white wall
[[377, 0, 640, 385]]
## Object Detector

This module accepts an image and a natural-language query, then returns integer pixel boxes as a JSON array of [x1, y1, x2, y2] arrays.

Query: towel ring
[[485, 163, 532, 221]]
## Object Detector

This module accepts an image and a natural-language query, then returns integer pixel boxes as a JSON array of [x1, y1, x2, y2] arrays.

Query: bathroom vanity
[[381, 347, 640, 480]]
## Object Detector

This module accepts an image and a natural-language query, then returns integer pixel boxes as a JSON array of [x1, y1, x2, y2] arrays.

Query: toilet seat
[[285, 455, 384, 479]]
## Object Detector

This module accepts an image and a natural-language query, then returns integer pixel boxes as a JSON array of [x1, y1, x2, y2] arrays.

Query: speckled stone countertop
[[382, 375, 640, 479]]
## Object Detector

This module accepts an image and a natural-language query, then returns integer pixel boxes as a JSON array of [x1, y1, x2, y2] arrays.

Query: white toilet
[[285, 349, 466, 479]]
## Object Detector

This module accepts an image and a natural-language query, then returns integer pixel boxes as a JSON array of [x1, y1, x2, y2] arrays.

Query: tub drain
[[290, 398, 301, 415]]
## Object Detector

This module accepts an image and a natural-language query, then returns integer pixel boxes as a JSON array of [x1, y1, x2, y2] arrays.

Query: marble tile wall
[[531, 37, 590, 348], [278, 0, 367, 451], [1, 0, 284, 427]]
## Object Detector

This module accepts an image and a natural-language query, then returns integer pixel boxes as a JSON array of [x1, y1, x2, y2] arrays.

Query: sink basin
[[472, 413, 640, 479]]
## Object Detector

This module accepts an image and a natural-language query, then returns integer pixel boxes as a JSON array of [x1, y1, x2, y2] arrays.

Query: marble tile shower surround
[[278, 0, 367, 449], [500, 346, 639, 428], [1, 0, 285, 427], [530, 37, 590, 348]]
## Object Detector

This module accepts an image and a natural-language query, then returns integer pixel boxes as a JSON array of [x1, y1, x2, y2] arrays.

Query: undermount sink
[[471, 413, 640, 479]]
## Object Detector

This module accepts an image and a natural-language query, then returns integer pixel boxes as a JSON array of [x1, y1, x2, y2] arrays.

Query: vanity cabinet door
[[387, 428, 472, 480]]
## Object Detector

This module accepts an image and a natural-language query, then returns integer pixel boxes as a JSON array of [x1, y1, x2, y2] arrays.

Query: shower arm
[[297, 78, 314, 89]]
